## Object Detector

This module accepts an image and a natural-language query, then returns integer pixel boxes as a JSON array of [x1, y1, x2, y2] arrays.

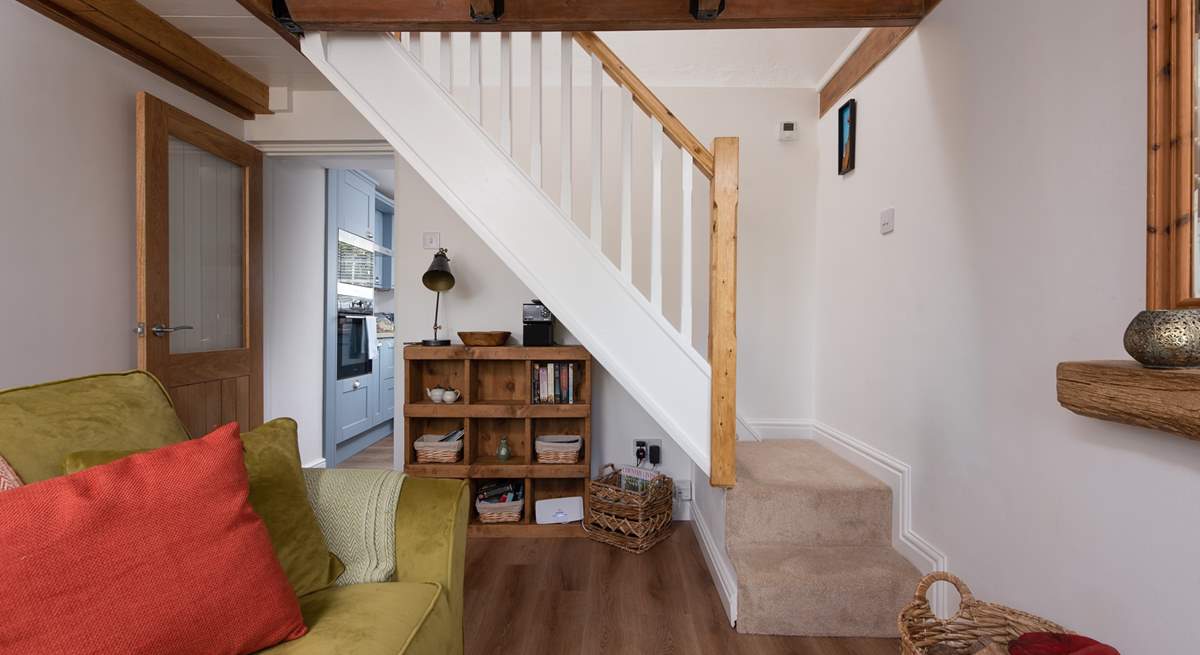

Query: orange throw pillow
[[0, 422, 308, 655]]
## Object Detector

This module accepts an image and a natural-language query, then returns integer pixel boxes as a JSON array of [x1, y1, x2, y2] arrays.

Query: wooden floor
[[342, 438, 899, 655], [338, 435, 396, 469]]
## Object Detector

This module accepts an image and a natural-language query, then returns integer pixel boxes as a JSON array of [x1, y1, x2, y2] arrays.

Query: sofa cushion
[[0, 422, 308, 654], [0, 370, 187, 483], [63, 418, 344, 598], [257, 582, 446, 655]]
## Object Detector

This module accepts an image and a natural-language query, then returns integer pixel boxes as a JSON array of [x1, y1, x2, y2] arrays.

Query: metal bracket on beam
[[470, 0, 504, 23], [690, 0, 726, 20], [272, 0, 303, 35]]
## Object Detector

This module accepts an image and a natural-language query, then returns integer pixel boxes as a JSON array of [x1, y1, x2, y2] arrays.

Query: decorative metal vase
[[1123, 309, 1200, 368]]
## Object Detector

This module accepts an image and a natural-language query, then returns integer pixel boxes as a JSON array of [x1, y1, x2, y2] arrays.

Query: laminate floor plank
[[463, 527, 901, 655]]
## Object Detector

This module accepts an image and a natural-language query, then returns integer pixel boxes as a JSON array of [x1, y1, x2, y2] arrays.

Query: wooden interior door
[[136, 92, 263, 436]]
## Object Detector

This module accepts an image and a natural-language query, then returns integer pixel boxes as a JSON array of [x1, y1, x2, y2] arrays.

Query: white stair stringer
[[302, 32, 715, 476]]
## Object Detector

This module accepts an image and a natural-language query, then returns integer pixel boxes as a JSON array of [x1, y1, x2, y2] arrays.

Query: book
[[559, 364, 567, 404], [531, 364, 539, 404], [568, 363, 574, 404]]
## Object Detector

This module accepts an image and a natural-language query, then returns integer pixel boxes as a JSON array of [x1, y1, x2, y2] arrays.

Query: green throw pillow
[[63, 418, 343, 597]]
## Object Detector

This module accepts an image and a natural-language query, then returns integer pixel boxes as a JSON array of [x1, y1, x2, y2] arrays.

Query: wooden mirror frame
[[1148, 0, 1197, 309]]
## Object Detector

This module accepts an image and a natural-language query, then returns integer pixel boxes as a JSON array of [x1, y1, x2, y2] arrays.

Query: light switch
[[422, 232, 441, 250], [880, 208, 895, 235]]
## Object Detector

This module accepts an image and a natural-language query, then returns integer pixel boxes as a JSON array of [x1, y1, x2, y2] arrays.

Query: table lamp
[[421, 248, 455, 346]]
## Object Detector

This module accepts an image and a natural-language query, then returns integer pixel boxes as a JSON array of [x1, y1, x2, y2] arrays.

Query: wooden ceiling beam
[[234, 0, 301, 51], [15, 0, 270, 118], [277, 0, 932, 32], [818, 0, 941, 116]]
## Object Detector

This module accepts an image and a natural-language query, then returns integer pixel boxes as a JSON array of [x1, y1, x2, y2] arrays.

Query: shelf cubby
[[403, 345, 592, 537]]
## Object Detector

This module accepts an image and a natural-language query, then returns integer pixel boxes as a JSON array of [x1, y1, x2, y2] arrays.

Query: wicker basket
[[535, 435, 582, 464], [475, 498, 523, 523], [899, 572, 1070, 654], [584, 464, 673, 554], [414, 433, 464, 464]]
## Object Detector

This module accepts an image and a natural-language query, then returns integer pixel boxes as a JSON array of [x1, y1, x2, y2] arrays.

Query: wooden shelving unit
[[403, 345, 592, 537]]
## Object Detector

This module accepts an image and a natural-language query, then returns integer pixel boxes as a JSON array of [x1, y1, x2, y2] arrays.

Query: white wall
[[0, 2, 244, 390], [814, 2, 1198, 652], [262, 159, 327, 465]]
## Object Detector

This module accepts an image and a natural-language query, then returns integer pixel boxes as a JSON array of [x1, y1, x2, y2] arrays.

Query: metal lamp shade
[[422, 249, 455, 292]]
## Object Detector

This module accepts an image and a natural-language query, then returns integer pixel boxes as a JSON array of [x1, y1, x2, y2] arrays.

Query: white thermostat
[[778, 120, 799, 141]]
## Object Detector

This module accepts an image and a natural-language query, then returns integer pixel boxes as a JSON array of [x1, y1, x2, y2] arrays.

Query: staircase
[[301, 30, 737, 483], [728, 440, 921, 636], [300, 28, 924, 637]]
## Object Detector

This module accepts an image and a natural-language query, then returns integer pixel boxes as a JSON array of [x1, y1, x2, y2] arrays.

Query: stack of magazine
[[530, 362, 580, 404]]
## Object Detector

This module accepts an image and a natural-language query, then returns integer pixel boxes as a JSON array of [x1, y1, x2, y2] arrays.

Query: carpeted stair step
[[730, 543, 921, 637], [727, 440, 892, 549]]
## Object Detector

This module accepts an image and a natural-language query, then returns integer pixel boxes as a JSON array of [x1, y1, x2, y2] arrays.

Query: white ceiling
[[142, 1, 861, 92], [141, 0, 331, 90]]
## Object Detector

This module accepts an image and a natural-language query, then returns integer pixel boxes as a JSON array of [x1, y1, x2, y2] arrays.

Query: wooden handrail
[[573, 31, 716, 178]]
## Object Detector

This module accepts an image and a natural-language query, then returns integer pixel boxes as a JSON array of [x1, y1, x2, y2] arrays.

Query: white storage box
[[535, 495, 584, 525]]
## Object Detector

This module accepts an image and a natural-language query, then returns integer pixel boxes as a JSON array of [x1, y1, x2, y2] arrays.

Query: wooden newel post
[[709, 136, 738, 488]]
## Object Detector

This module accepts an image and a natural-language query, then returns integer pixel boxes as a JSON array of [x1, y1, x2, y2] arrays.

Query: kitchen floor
[[338, 437, 901, 654]]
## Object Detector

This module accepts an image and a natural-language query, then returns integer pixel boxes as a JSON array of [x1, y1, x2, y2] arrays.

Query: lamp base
[[421, 339, 451, 346]]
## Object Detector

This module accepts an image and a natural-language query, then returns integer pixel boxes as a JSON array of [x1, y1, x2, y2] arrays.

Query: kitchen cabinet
[[331, 170, 377, 240], [372, 195, 395, 291], [335, 371, 376, 444], [376, 340, 395, 423]]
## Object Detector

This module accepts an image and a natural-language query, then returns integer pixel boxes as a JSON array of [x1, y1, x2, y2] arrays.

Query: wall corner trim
[[691, 502, 738, 627], [809, 420, 950, 617]]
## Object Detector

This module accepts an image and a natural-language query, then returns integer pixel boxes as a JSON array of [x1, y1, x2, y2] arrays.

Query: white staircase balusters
[[530, 33, 543, 186], [590, 54, 604, 244], [560, 33, 573, 218], [304, 31, 738, 484]]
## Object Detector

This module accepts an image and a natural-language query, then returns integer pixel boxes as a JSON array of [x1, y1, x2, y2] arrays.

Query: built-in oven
[[337, 295, 374, 380]]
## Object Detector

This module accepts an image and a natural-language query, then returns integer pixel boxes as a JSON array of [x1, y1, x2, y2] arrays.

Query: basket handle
[[914, 571, 975, 607], [599, 463, 618, 477]]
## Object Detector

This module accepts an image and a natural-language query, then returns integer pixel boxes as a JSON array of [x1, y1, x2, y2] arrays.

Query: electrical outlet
[[674, 479, 692, 501], [633, 438, 662, 464], [880, 208, 895, 235], [422, 232, 441, 250]]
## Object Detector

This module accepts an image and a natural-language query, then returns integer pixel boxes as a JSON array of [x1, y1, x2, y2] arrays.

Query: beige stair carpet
[[727, 440, 920, 637]]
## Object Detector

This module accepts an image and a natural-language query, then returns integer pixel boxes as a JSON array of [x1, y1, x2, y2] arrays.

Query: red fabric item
[[0, 422, 308, 655], [1009, 632, 1120, 655]]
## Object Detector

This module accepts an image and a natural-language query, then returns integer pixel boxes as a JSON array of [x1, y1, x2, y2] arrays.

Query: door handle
[[151, 324, 194, 337], [353, 380, 362, 389]]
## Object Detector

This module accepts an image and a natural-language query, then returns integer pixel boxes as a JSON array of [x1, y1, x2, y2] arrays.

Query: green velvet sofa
[[0, 370, 468, 655]]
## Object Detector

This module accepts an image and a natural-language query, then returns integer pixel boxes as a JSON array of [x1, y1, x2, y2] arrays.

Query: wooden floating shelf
[[1056, 360, 1200, 440]]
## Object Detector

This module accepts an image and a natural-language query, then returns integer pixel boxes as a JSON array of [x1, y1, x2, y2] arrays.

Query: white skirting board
[[303, 458, 328, 469], [729, 418, 951, 618], [690, 504, 738, 627]]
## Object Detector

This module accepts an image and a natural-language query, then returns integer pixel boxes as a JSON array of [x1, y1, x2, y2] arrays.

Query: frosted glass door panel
[[168, 137, 245, 354]]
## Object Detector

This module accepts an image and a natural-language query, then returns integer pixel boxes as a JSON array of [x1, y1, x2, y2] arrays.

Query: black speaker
[[522, 299, 555, 346]]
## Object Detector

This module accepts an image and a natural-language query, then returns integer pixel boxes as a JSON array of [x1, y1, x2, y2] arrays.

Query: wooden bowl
[[458, 331, 511, 347]]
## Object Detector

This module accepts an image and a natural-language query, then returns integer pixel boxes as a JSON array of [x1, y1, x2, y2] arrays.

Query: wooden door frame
[[136, 92, 265, 430], [1148, 0, 1196, 309]]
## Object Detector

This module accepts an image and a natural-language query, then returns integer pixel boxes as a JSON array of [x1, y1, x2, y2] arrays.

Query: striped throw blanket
[[302, 468, 405, 586]]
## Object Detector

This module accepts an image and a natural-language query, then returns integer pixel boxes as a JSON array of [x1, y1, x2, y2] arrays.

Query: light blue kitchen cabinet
[[336, 372, 377, 444], [376, 340, 395, 423], [330, 170, 377, 240], [374, 252, 393, 291]]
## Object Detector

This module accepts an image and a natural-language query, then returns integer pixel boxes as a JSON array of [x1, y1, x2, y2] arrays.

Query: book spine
[[559, 364, 566, 404], [568, 364, 574, 404], [540, 366, 548, 403]]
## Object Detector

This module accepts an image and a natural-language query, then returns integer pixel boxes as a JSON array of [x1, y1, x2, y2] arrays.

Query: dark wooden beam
[[234, 0, 300, 51], [469, 0, 502, 23], [818, 0, 941, 115], [16, 0, 270, 118], [280, 0, 932, 32]]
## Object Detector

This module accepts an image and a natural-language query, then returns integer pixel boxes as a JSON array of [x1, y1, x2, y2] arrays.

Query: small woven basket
[[535, 435, 582, 464], [584, 464, 673, 554], [899, 572, 1070, 655], [414, 434, 463, 464], [475, 498, 523, 523]]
